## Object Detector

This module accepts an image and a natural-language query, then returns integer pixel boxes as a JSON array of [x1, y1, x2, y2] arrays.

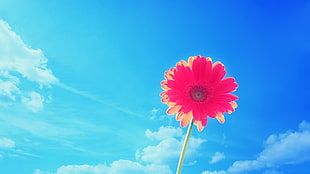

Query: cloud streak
[[0, 137, 40, 158], [55, 82, 145, 119]]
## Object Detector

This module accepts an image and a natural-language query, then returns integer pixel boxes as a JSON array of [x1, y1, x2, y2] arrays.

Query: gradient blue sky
[[0, 0, 310, 174]]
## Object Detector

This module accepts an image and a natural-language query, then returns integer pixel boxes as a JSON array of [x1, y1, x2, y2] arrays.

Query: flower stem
[[176, 117, 194, 174]]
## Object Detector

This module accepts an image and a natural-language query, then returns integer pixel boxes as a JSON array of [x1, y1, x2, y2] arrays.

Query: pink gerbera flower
[[160, 55, 238, 131]]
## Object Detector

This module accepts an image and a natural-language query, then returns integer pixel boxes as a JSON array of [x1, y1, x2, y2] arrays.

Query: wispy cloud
[[150, 108, 160, 120], [0, 19, 57, 112], [0, 19, 146, 157], [0, 110, 110, 155], [0, 137, 40, 158], [184, 160, 198, 166], [9, 149, 41, 159], [0, 19, 144, 118], [209, 152, 225, 164], [0, 137, 15, 148], [202, 121, 310, 174]]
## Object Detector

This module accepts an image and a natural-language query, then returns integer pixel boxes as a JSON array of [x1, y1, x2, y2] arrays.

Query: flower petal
[[160, 80, 170, 90], [211, 94, 238, 102], [194, 120, 204, 131], [188, 56, 196, 67], [215, 77, 238, 93], [230, 101, 238, 109], [191, 56, 212, 82], [227, 101, 238, 113], [209, 61, 226, 84], [165, 71, 174, 80], [177, 60, 188, 67], [176, 112, 185, 121], [216, 112, 225, 123], [174, 63, 193, 84], [167, 105, 182, 115], [180, 111, 193, 127]]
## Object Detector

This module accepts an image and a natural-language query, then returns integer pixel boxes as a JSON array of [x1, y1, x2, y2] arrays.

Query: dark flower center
[[189, 86, 208, 102]]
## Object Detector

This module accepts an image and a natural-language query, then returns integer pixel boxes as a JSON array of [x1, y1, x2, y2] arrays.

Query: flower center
[[189, 86, 208, 102]]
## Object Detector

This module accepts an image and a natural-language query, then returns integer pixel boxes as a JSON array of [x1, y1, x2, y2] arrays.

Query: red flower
[[160, 56, 238, 131]]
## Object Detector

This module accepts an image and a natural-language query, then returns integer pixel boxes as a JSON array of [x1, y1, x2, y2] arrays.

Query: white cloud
[[209, 152, 225, 164], [136, 138, 182, 164], [33, 169, 46, 174], [0, 19, 144, 116], [262, 169, 283, 174], [201, 121, 310, 174], [33, 160, 172, 174], [21, 91, 44, 112], [34, 126, 206, 174], [299, 120, 310, 131], [201, 170, 227, 174], [228, 160, 263, 173], [145, 126, 183, 140], [0, 19, 58, 111], [0, 78, 20, 105], [0, 20, 58, 85], [137, 126, 206, 164], [0, 137, 15, 148], [257, 121, 310, 166], [109, 160, 171, 174]]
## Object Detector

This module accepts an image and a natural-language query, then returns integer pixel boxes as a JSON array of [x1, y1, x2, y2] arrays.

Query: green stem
[[176, 117, 194, 174]]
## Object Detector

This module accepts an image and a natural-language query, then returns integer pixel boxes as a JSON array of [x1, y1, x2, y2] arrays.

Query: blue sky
[[0, 0, 309, 174]]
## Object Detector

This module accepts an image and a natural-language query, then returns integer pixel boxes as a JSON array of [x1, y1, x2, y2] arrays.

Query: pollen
[[189, 86, 208, 102]]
